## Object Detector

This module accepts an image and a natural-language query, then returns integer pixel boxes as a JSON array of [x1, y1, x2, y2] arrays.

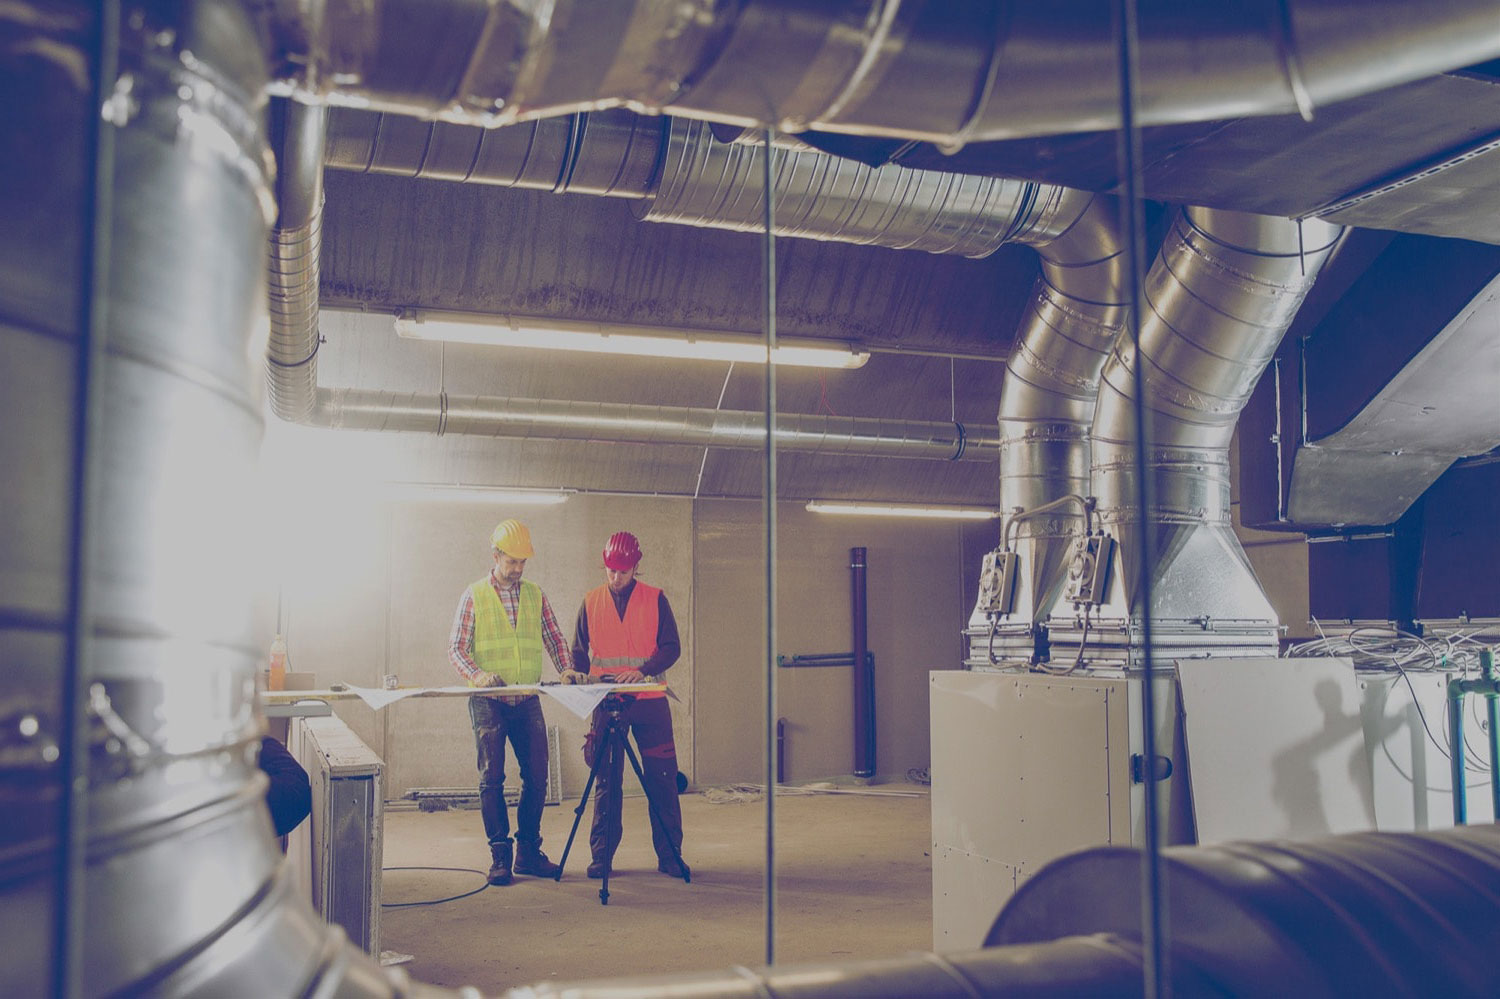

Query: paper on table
[[540, 684, 618, 719], [341, 685, 429, 710]]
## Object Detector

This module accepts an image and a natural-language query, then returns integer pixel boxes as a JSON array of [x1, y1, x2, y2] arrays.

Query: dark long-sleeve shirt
[[571, 579, 680, 677], [259, 736, 312, 837]]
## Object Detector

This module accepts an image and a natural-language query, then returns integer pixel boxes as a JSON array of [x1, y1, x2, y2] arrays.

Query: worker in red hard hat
[[448, 518, 571, 886], [566, 530, 689, 879]]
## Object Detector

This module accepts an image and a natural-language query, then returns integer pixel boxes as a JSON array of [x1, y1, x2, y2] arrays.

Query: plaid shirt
[[449, 569, 570, 684]]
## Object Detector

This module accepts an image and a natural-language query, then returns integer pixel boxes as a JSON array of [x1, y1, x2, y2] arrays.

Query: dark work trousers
[[587, 695, 682, 865], [468, 693, 550, 848]]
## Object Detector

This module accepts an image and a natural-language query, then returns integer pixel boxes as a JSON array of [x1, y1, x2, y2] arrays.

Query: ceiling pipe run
[[260, 0, 1500, 148], [1077, 208, 1344, 663], [311, 386, 999, 462]]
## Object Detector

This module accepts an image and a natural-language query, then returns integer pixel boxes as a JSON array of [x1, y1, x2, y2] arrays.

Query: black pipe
[[776, 718, 786, 785], [851, 547, 873, 778]]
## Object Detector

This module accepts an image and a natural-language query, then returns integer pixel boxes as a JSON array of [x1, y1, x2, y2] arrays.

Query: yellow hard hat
[[490, 519, 535, 558]]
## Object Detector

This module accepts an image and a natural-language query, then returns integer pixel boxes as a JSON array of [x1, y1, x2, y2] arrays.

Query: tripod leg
[[620, 736, 691, 883], [597, 725, 622, 905], [555, 730, 609, 882]]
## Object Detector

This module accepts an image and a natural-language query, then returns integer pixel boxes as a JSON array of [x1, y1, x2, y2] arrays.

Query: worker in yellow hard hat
[[448, 518, 573, 885]]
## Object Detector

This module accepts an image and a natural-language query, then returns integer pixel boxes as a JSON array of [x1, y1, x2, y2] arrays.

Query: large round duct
[[0, 4, 429, 995]]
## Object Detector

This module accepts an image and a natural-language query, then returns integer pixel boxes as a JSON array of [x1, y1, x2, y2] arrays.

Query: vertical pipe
[[1113, 0, 1165, 994], [851, 547, 872, 778], [55, 5, 119, 996], [1449, 679, 1467, 826], [776, 718, 786, 785], [1483, 650, 1500, 822], [761, 124, 779, 968]]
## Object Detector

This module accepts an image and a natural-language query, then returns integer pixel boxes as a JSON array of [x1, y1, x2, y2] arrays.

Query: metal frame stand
[[554, 693, 691, 904]]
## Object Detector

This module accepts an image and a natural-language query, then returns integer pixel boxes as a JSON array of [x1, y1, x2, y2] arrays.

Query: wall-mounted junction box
[[977, 549, 1019, 615], [1065, 534, 1115, 605]]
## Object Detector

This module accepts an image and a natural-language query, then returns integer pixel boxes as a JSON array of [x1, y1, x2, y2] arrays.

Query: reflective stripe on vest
[[471, 578, 545, 685], [585, 581, 664, 698]]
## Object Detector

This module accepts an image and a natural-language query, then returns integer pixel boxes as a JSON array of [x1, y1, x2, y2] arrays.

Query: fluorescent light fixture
[[805, 501, 1000, 521], [383, 483, 572, 505], [394, 309, 870, 370]]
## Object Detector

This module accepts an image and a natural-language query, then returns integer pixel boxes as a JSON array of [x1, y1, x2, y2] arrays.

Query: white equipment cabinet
[[287, 715, 385, 955], [929, 669, 1190, 951]]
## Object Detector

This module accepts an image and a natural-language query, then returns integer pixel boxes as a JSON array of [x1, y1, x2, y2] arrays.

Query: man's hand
[[472, 673, 505, 688], [559, 670, 596, 685], [614, 669, 646, 684]]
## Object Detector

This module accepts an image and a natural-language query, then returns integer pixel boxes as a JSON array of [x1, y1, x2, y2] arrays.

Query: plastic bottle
[[268, 634, 287, 691]]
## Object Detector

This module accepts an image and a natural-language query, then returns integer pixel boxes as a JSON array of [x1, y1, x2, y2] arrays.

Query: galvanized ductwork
[[1076, 208, 1343, 663], [0, 5, 436, 995], [972, 193, 1128, 665], [261, 0, 1500, 147]]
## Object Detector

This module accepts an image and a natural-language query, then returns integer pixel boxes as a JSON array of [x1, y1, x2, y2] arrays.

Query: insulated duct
[[1081, 208, 1343, 662], [0, 5, 440, 995], [497, 823, 1500, 998], [261, 0, 1500, 148]]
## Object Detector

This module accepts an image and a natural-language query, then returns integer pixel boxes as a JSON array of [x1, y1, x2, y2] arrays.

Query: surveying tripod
[[554, 689, 691, 904]]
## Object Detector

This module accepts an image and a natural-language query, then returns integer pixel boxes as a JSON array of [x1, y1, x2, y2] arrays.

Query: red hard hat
[[603, 531, 642, 571]]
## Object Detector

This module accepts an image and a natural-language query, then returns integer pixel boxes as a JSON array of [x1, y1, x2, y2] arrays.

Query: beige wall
[[694, 499, 977, 786], [261, 491, 981, 797]]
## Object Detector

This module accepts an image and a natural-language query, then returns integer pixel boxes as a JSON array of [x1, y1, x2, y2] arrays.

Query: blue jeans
[[468, 693, 549, 847]]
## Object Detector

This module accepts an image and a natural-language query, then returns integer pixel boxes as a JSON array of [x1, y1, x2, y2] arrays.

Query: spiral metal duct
[[984, 193, 1128, 657], [1080, 208, 1344, 661], [260, 0, 1500, 147], [0, 4, 440, 995], [287, 106, 1094, 455]]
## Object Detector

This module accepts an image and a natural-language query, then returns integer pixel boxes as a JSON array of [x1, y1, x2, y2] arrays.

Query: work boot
[[657, 856, 691, 880], [487, 841, 513, 886], [586, 858, 608, 879], [513, 839, 560, 878]]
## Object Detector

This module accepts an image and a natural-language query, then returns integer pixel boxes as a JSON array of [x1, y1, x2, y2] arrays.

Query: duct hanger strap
[[266, 335, 324, 369]]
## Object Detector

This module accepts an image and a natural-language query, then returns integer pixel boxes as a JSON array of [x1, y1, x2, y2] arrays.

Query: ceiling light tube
[[805, 501, 1000, 521], [383, 483, 572, 505], [393, 310, 870, 369]]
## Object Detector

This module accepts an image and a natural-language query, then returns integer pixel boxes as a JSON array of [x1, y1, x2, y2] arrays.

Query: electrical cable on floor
[[381, 866, 490, 907], [702, 783, 924, 804]]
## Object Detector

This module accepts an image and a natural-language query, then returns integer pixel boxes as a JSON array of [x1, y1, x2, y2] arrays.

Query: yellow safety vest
[[470, 578, 545, 685]]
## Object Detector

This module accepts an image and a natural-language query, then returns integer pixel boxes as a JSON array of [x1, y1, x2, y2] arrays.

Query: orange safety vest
[[584, 581, 665, 698]]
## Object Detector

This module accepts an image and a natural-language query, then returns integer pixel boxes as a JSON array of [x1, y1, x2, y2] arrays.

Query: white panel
[[931, 844, 1015, 952], [1359, 670, 1495, 830], [930, 671, 1128, 950], [1177, 657, 1376, 843]]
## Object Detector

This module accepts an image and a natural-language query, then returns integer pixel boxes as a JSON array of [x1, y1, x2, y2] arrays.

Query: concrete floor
[[379, 786, 934, 993]]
